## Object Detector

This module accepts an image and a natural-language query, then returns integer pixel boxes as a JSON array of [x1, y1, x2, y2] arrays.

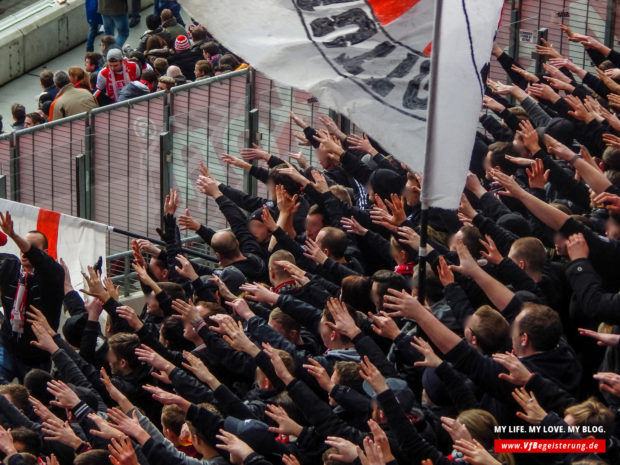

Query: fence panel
[[0, 136, 12, 198], [91, 93, 166, 255], [253, 71, 332, 199], [169, 71, 250, 240], [490, 0, 617, 82], [14, 115, 86, 216]]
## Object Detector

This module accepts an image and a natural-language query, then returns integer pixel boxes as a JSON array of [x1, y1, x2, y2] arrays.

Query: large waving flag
[[0, 199, 108, 292], [185, 0, 503, 208]]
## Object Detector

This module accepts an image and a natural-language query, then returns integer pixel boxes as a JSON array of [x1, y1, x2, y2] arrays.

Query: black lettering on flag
[[335, 41, 396, 75], [290, 0, 428, 121], [403, 59, 430, 109], [297, 0, 358, 12], [310, 8, 377, 47], [363, 53, 420, 97]]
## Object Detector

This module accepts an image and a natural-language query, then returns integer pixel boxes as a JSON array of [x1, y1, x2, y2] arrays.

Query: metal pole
[[110, 227, 217, 262], [418, 0, 444, 303]]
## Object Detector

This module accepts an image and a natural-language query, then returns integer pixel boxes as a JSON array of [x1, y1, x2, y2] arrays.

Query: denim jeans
[[102, 13, 129, 47], [86, 22, 100, 52], [0, 344, 50, 383]]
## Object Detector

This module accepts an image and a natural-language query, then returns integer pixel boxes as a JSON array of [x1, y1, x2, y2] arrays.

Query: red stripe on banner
[[367, 0, 420, 25], [36, 209, 61, 259]]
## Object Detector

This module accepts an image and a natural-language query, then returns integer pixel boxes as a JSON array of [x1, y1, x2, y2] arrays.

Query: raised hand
[[535, 38, 561, 58], [411, 336, 442, 368], [116, 306, 144, 331], [178, 209, 201, 231], [106, 408, 151, 444], [593, 372, 620, 397], [181, 351, 220, 388], [240, 144, 271, 162], [47, 380, 80, 410], [221, 153, 252, 171], [88, 412, 124, 440], [238, 283, 278, 306], [324, 436, 359, 463], [359, 356, 388, 394], [454, 439, 502, 465], [275, 184, 301, 214], [174, 254, 199, 281], [26, 305, 56, 336], [108, 436, 140, 465], [347, 134, 377, 155], [512, 388, 546, 424], [80, 266, 110, 302], [479, 235, 502, 265], [441, 416, 472, 444], [311, 170, 329, 193], [219, 317, 259, 356], [274, 260, 310, 286], [262, 342, 294, 384], [525, 158, 549, 190], [303, 358, 335, 393], [287, 152, 310, 170], [397, 226, 420, 250], [578, 328, 620, 347], [135, 344, 174, 373], [326, 297, 361, 339], [314, 130, 344, 159], [29, 396, 60, 423], [382, 288, 426, 320], [566, 233, 589, 260], [163, 189, 179, 216], [41, 417, 83, 449], [492, 352, 533, 385], [367, 312, 400, 340], [449, 239, 481, 278], [304, 237, 328, 264], [436, 256, 455, 287], [264, 404, 303, 436], [197, 175, 222, 198], [172, 299, 202, 326], [357, 436, 385, 465], [216, 429, 254, 465], [30, 322, 59, 354], [290, 111, 309, 129], [141, 385, 191, 411], [510, 64, 539, 83], [0, 211, 15, 238]]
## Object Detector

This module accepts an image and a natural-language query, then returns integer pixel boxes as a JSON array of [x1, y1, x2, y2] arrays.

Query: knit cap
[[174, 35, 190, 52]]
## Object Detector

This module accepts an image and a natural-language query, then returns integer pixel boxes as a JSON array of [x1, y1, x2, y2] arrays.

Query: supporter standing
[[98, 0, 130, 47], [95, 49, 139, 104]]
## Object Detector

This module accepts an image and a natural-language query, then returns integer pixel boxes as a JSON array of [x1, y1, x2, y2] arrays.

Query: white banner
[[0, 199, 108, 294], [184, 0, 503, 208]]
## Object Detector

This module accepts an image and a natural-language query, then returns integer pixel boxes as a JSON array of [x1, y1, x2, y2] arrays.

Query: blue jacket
[[86, 0, 102, 25]]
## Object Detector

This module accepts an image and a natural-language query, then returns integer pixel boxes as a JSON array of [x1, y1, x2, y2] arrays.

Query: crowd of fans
[[3, 1, 245, 131], [2, 16, 620, 465]]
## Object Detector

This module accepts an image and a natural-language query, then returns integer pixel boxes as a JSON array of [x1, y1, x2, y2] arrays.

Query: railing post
[[245, 71, 258, 196], [84, 116, 95, 219], [0, 175, 7, 199], [606, 0, 617, 48], [76, 153, 88, 218], [9, 135, 19, 202], [160, 94, 173, 229]]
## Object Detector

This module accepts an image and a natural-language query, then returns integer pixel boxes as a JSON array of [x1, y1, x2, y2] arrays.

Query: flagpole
[[418, 0, 444, 303]]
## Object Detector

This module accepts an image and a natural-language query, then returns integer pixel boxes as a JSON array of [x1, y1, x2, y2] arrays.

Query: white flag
[[0, 199, 108, 294], [184, 0, 503, 208]]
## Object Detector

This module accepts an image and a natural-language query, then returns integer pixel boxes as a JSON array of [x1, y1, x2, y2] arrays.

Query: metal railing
[[0, 68, 338, 295]]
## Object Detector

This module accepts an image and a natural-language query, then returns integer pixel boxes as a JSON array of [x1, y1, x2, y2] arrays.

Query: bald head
[[211, 231, 240, 260]]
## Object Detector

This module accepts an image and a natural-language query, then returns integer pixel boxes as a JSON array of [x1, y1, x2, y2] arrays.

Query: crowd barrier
[[0, 69, 333, 294], [490, 0, 616, 81]]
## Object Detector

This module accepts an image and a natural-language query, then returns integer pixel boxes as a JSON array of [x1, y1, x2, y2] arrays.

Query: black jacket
[[0, 247, 64, 364]]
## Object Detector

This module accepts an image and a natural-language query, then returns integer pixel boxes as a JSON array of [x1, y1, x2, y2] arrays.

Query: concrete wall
[[0, 0, 153, 86]]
